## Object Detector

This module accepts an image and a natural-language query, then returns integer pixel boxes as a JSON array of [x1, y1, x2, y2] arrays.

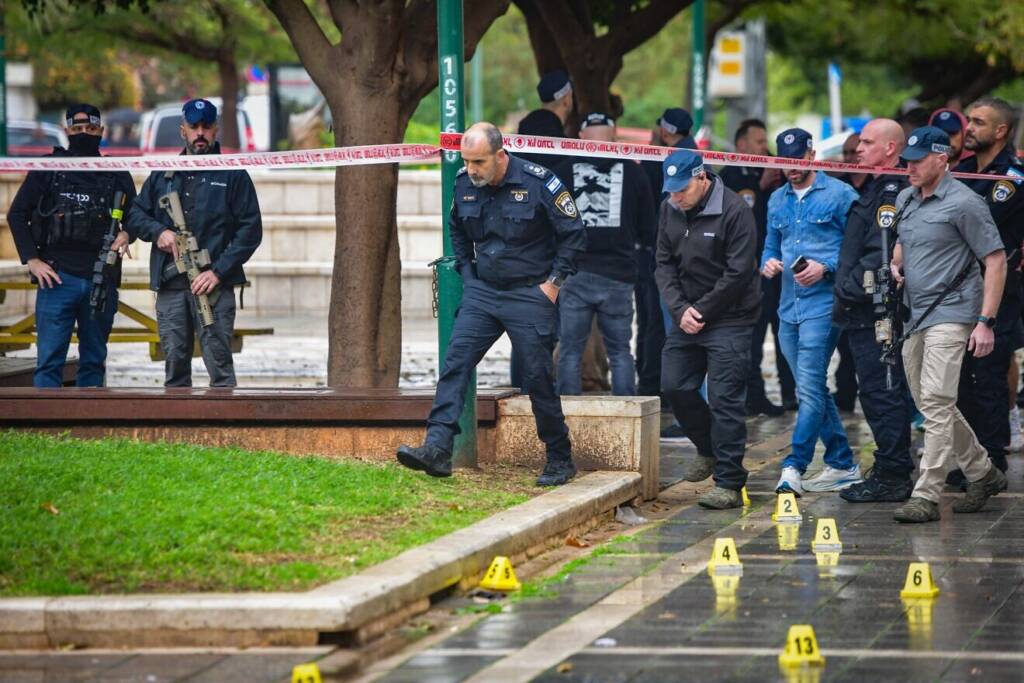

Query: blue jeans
[[34, 270, 117, 388], [557, 271, 635, 396], [778, 316, 854, 472]]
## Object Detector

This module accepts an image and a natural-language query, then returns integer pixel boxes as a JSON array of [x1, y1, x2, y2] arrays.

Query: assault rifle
[[88, 191, 127, 319], [158, 191, 218, 327], [863, 199, 904, 390]]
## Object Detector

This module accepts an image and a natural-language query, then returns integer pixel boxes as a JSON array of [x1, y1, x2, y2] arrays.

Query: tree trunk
[[217, 50, 241, 151], [324, 87, 404, 388]]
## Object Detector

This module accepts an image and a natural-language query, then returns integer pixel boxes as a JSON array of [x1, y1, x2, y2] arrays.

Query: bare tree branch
[[264, 0, 338, 89]]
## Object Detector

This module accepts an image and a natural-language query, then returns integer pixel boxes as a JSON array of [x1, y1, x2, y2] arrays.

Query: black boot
[[537, 459, 577, 487], [840, 468, 913, 503], [396, 443, 453, 478]]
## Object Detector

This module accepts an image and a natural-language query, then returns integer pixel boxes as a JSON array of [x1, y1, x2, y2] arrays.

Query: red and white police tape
[[442, 132, 1024, 184], [0, 133, 1018, 184], [0, 143, 440, 173]]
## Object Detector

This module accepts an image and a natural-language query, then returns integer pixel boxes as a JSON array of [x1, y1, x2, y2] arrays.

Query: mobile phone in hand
[[790, 255, 809, 274]]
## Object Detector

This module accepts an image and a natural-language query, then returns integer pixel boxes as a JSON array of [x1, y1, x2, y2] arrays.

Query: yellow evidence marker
[[741, 486, 752, 506], [810, 518, 842, 552], [900, 562, 939, 599], [707, 537, 743, 576], [291, 663, 322, 683], [773, 492, 803, 522], [778, 624, 826, 667], [480, 555, 521, 591]]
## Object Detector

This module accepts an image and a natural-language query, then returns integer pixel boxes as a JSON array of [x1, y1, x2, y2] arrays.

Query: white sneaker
[[775, 466, 804, 497], [802, 465, 863, 492], [1010, 407, 1023, 452]]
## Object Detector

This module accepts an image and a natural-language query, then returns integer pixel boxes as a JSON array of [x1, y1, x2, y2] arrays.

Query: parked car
[[138, 98, 256, 155], [7, 120, 68, 156]]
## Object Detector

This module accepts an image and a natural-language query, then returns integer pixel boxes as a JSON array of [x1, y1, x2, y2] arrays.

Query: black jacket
[[655, 173, 761, 328], [718, 165, 770, 253], [551, 155, 655, 283], [954, 146, 1024, 334], [450, 154, 586, 288], [516, 109, 566, 177], [833, 173, 908, 329], [126, 144, 263, 290], [7, 146, 137, 283]]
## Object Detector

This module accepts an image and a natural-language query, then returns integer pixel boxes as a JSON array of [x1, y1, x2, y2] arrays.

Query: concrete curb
[[0, 471, 640, 649]]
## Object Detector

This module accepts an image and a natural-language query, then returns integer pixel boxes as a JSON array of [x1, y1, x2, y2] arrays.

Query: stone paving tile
[[0, 653, 132, 682], [83, 653, 226, 682], [374, 654, 503, 683], [172, 652, 315, 683]]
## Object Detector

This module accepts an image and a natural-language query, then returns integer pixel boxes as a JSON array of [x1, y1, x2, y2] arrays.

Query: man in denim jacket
[[762, 128, 861, 496]]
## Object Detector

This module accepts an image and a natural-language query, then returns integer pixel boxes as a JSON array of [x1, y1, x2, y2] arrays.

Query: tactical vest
[[32, 171, 117, 250]]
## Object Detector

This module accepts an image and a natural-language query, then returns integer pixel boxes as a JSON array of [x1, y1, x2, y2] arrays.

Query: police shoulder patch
[[876, 204, 897, 229], [554, 190, 578, 218], [738, 188, 756, 209], [524, 163, 549, 178], [993, 180, 1016, 203], [457, 166, 467, 175]]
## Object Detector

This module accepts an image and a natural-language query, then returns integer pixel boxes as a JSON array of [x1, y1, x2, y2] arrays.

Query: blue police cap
[[580, 112, 615, 129], [776, 128, 813, 158], [931, 110, 962, 134], [65, 103, 101, 127], [662, 149, 705, 193], [182, 98, 218, 125], [658, 108, 693, 136], [901, 126, 952, 161], [537, 71, 572, 103]]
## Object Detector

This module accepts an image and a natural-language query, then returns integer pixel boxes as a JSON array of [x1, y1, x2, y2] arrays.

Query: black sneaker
[[537, 459, 577, 487], [840, 468, 913, 503], [396, 443, 453, 478], [746, 396, 785, 417]]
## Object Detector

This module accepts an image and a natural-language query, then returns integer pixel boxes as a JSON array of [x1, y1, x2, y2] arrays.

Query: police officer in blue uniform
[[948, 96, 1024, 486], [397, 122, 587, 486]]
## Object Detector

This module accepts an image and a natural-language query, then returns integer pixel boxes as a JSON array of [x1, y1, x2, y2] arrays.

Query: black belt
[[479, 275, 547, 291]]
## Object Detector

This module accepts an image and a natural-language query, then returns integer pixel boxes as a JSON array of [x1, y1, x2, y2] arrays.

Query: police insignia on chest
[[876, 204, 897, 228], [885, 183, 898, 192], [462, 194, 477, 202], [993, 180, 1015, 203], [738, 189, 756, 209], [511, 189, 529, 203], [555, 190, 578, 218]]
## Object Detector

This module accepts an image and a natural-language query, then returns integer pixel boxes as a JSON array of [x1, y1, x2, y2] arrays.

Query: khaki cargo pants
[[902, 322, 992, 503]]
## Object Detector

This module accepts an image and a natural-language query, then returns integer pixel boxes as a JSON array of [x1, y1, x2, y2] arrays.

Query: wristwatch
[[977, 315, 996, 328], [546, 274, 564, 288]]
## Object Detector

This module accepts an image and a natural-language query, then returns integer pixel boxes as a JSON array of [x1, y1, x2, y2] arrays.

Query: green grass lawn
[[0, 431, 535, 596]]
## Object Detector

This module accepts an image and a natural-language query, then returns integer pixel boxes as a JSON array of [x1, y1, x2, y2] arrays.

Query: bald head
[[461, 122, 509, 187], [856, 118, 905, 168], [462, 122, 504, 155]]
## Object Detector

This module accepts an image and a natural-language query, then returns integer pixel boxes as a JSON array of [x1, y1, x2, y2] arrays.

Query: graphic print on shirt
[[573, 162, 624, 228]]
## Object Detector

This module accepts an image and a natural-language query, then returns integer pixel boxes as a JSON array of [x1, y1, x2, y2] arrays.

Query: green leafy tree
[[21, 0, 295, 147]]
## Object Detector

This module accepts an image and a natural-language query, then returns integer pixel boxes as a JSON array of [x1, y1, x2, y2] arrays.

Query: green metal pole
[[437, 0, 476, 467], [0, 6, 7, 157], [691, 0, 706, 130]]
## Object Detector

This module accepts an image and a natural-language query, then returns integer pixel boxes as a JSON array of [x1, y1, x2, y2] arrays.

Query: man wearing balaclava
[[7, 103, 137, 387]]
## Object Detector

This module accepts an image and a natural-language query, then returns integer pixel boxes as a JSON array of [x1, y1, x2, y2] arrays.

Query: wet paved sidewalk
[[373, 415, 1024, 683]]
